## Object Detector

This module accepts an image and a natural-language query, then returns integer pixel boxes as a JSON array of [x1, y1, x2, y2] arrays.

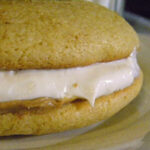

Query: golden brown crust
[[0, 72, 143, 136], [0, 97, 74, 114], [0, 0, 139, 70]]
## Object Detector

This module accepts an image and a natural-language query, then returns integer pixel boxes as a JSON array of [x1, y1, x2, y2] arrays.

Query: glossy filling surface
[[0, 51, 140, 106]]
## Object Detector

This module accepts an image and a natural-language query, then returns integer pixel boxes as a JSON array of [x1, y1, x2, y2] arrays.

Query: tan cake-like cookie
[[0, 0, 139, 69], [0, 0, 143, 136]]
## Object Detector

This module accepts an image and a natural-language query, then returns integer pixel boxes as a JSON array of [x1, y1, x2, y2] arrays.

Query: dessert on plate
[[0, 0, 143, 136]]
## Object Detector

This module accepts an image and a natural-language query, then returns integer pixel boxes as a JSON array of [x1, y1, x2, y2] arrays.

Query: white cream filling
[[0, 51, 140, 106]]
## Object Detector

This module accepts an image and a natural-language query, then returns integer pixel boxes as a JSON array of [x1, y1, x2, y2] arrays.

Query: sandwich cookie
[[0, 0, 143, 136]]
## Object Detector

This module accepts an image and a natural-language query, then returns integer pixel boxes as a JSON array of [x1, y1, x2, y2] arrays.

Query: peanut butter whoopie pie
[[0, 0, 143, 136]]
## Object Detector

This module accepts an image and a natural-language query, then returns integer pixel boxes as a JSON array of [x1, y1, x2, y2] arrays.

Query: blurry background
[[88, 0, 150, 34], [125, 0, 150, 19], [125, 0, 150, 34]]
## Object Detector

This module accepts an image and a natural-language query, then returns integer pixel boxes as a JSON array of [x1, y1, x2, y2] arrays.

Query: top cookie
[[0, 0, 139, 70]]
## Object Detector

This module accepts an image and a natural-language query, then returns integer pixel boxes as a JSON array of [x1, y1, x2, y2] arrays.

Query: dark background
[[125, 0, 150, 19]]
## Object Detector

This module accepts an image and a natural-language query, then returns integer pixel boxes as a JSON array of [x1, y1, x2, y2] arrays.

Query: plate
[[0, 34, 150, 150]]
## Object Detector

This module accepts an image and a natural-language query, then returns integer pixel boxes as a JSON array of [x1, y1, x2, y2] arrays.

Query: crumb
[[73, 83, 78, 88]]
